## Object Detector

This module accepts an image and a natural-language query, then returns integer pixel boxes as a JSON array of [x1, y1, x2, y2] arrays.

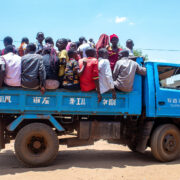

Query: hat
[[110, 34, 119, 41]]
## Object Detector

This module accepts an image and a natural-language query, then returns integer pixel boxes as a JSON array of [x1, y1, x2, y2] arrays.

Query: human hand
[[40, 87, 46, 95], [112, 90, 116, 99], [98, 93, 102, 103], [83, 60, 87, 66]]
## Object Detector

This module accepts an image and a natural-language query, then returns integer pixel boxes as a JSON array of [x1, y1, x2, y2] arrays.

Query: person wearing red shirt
[[107, 34, 122, 71], [79, 47, 102, 102]]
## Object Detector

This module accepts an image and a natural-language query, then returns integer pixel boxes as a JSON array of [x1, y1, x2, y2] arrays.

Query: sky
[[0, 0, 180, 63]]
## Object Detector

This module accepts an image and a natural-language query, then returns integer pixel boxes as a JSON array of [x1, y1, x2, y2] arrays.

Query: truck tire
[[15, 123, 59, 167], [150, 124, 180, 162]]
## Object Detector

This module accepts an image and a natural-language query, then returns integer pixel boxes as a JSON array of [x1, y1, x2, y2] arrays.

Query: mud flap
[[136, 121, 154, 153]]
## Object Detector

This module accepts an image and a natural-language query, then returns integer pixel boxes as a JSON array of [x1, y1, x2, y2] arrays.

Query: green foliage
[[118, 43, 149, 61], [133, 49, 149, 61]]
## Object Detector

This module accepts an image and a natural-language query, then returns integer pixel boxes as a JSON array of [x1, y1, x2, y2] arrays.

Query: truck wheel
[[150, 124, 180, 162], [15, 123, 59, 167]]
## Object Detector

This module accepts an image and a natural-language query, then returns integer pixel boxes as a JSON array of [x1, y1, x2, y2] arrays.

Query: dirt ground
[[0, 140, 180, 180]]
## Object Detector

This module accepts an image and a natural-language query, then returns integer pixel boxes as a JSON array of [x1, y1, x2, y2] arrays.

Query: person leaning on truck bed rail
[[98, 48, 116, 99], [113, 50, 146, 92], [0, 45, 21, 87], [21, 43, 46, 94], [63, 49, 86, 90], [78, 47, 102, 102], [42, 44, 59, 90]]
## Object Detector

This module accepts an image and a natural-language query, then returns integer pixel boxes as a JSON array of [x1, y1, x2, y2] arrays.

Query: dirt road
[[0, 140, 180, 180]]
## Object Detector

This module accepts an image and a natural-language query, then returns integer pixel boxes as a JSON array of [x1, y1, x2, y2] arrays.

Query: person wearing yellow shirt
[[56, 38, 69, 87]]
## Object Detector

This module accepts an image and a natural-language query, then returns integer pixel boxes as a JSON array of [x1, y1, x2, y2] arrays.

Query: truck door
[[155, 63, 180, 117]]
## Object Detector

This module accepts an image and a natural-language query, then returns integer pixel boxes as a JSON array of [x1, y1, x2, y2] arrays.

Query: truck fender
[[7, 114, 64, 132]]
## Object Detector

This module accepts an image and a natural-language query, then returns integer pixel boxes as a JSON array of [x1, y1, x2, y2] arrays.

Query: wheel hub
[[27, 136, 46, 154], [33, 141, 41, 149], [163, 134, 177, 152]]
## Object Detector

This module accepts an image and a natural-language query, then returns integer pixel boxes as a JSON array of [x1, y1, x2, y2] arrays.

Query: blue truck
[[0, 57, 180, 167]]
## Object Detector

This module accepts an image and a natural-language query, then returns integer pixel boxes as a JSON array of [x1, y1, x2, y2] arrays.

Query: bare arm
[[38, 57, 46, 94], [77, 61, 87, 76], [112, 62, 119, 81], [136, 63, 147, 76], [94, 79, 102, 103], [104, 60, 116, 99], [0, 57, 6, 87]]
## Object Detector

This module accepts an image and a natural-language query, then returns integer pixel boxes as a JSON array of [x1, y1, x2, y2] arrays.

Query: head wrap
[[110, 34, 119, 41], [96, 34, 109, 51]]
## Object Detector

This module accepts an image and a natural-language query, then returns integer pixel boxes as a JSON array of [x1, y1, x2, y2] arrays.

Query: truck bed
[[0, 75, 142, 116]]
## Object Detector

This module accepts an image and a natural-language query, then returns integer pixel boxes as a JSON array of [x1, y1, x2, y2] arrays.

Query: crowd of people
[[0, 33, 146, 102]]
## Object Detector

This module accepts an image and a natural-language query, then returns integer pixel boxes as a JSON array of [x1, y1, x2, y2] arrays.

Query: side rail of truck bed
[[0, 74, 142, 116]]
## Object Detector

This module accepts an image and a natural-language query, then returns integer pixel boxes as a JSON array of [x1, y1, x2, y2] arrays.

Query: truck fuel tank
[[79, 121, 121, 140]]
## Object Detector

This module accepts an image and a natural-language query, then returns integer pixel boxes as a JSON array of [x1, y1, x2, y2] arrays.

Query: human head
[[89, 38, 94, 43], [79, 36, 86, 44], [96, 34, 109, 50], [110, 34, 119, 47], [4, 45, 14, 54], [98, 48, 109, 59], [43, 44, 52, 55], [126, 39, 134, 50], [68, 49, 77, 59], [70, 42, 77, 51], [85, 47, 96, 57], [75, 41, 80, 48], [119, 50, 129, 58], [26, 43, 36, 53], [45, 37, 54, 45], [21, 37, 29, 44], [3, 36, 13, 47], [36, 32, 44, 43], [56, 38, 68, 51], [67, 38, 71, 43]]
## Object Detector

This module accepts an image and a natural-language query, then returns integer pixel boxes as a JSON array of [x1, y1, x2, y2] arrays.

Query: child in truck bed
[[78, 47, 102, 102], [63, 50, 86, 90], [56, 38, 69, 87]]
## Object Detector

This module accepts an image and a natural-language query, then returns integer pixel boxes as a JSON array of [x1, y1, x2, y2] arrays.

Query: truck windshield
[[158, 66, 180, 89]]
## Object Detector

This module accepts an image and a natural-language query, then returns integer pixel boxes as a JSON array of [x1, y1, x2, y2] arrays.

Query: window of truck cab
[[158, 65, 180, 90]]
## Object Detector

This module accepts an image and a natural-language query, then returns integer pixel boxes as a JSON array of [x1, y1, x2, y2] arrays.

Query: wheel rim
[[163, 134, 177, 153], [27, 136, 47, 154]]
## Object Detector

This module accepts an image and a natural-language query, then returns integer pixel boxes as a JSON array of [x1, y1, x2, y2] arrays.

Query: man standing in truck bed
[[113, 50, 146, 92]]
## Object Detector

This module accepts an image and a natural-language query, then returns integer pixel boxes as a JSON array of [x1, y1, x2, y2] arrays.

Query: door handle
[[158, 101, 165, 105]]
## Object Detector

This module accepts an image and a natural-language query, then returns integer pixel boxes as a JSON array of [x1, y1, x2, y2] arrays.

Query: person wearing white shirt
[[98, 48, 116, 99], [0, 45, 21, 87], [126, 39, 134, 56], [77, 39, 91, 58]]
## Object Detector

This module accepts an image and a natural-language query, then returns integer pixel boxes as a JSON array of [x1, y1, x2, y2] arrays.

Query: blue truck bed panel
[[0, 75, 142, 116]]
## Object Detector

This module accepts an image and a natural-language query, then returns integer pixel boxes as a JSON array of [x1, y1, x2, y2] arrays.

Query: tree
[[133, 49, 148, 61], [119, 44, 149, 61]]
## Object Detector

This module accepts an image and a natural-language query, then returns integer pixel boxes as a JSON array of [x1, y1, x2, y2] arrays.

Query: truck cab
[[145, 61, 180, 118]]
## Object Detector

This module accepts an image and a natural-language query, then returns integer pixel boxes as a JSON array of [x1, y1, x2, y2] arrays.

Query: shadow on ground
[[0, 148, 180, 176]]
